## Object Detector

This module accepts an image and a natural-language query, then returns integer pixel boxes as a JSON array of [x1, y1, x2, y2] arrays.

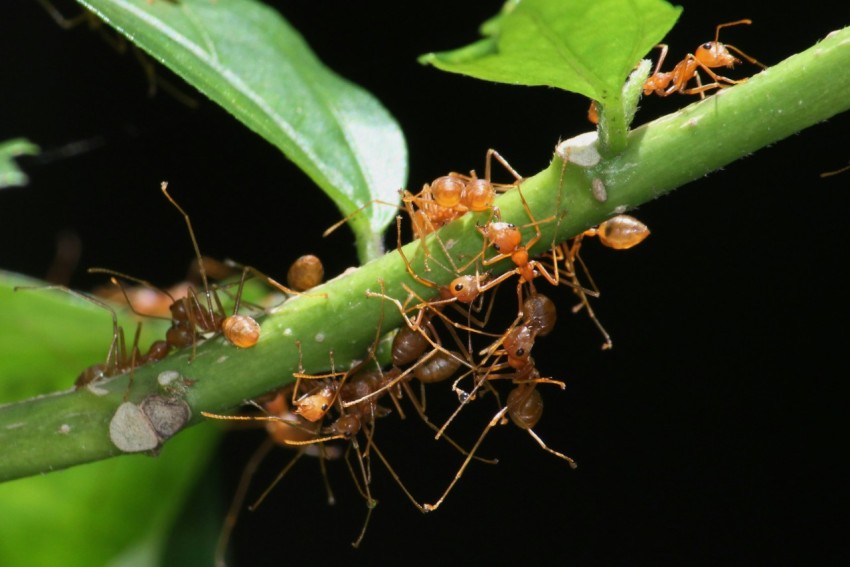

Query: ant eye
[[321, 404, 328, 411], [515, 348, 525, 357], [702, 42, 712, 49], [454, 283, 464, 292]]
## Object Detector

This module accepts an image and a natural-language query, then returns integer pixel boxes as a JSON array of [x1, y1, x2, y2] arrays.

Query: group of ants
[[19, 19, 770, 561]]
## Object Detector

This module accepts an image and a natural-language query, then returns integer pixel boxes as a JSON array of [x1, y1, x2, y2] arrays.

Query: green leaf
[[0, 138, 39, 188], [77, 0, 407, 262], [0, 422, 220, 567], [420, 0, 681, 101], [0, 271, 169, 403], [0, 271, 221, 565]]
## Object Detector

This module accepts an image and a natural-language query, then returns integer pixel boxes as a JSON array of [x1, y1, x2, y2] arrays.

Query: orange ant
[[644, 20, 766, 98], [324, 149, 521, 273], [424, 298, 577, 512], [403, 149, 523, 238], [351, 148, 521, 238], [90, 183, 262, 357], [295, 289, 496, 467], [470, 195, 562, 308], [438, 292, 558, 426], [159, 182, 261, 351], [204, 356, 418, 546], [209, 386, 341, 566], [543, 215, 650, 349]]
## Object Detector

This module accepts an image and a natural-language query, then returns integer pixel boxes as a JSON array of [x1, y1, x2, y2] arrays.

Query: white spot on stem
[[157, 371, 181, 388], [556, 132, 601, 167], [109, 402, 159, 453]]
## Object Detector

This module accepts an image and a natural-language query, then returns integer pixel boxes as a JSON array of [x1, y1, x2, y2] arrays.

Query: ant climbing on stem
[[325, 149, 522, 275], [210, 386, 340, 567], [88, 183, 262, 358], [544, 215, 650, 350], [423, 293, 577, 512], [643, 19, 766, 98], [13, 284, 156, 389], [204, 355, 420, 547]]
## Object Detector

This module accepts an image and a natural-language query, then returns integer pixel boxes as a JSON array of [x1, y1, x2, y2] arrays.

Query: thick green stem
[[1, 27, 848, 482]]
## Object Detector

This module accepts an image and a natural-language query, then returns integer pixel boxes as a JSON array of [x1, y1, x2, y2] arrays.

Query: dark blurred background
[[2, 1, 848, 563]]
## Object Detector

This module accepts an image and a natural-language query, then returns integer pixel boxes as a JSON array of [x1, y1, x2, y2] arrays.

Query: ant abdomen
[[286, 254, 324, 292], [431, 175, 465, 208], [461, 178, 495, 212], [595, 214, 651, 250], [522, 294, 557, 337], [413, 350, 462, 384], [222, 314, 261, 348], [392, 325, 430, 366], [141, 340, 171, 364], [506, 385, 544, 430]]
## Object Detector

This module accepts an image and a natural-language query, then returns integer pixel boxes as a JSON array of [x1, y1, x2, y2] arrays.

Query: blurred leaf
[[77, 0, 407, 261], [420, 0, 681, 102], [0, 138, 39, 188], [0, 422, 220, 567], [0, 270, 169, 403], [0, 270, 220, 565]]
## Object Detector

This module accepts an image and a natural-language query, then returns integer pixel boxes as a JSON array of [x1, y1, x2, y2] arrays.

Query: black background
[[2, 1, 848, 564]]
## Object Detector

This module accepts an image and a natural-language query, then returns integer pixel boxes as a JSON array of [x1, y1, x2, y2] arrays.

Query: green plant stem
[[1, 27, 848, 482], [597, 91, 628, 156]]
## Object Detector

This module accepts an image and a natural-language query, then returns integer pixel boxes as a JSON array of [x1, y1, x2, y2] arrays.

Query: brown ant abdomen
[[506, 385, 544, 430]]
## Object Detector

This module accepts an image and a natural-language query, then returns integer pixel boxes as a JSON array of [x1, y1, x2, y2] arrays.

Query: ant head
[[504, 325, 535, 368], [486, 222, 521, 255], [335, 414, 361, 438], [696, 19, 755, 69], [294, 386, 335, 422], [695, 41, 741, 68], [448, 275, 479, 303]]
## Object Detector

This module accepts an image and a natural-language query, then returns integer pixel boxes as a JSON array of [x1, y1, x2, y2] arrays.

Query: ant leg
[[347, 436, 377, 548], [214, 437, 276, 567], [485, 148, 523, 185], [161, 182, 215, 317], [323, 198, 404, 238], [526, 428, 578, 469], [424, 406, 510, 512], [246, 446, 307, 512]]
